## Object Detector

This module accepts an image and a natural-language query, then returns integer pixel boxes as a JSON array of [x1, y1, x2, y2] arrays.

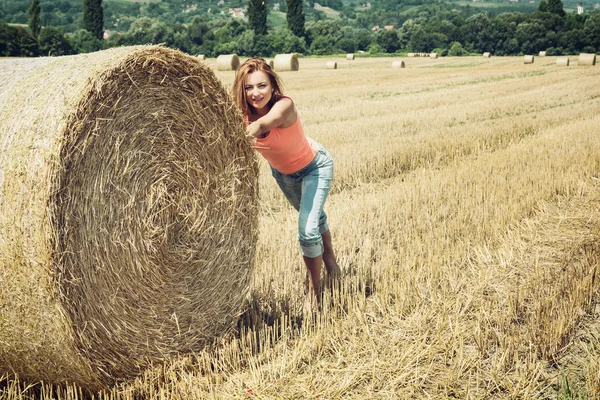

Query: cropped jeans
[[270, 142, 334, 258]]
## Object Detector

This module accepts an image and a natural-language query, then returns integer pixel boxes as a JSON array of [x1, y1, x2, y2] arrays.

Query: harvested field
[[2, 55, 600, 399]]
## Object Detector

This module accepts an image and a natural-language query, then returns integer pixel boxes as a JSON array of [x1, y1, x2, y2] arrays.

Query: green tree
[[248, 0, 268, 36], [537, 0, 549, 12], [546, 0, 566, 17], [16, 26, 39, 56], [28, 0, 41, 39], [83, 0, 104, 40], [38, 26, 71, 55], [286, 0, 305, 38], [448, 41, 467, 55], [68, 28, 102, 53]]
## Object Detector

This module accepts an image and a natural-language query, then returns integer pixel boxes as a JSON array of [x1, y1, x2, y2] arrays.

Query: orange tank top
[[253, 97, 317, 174]]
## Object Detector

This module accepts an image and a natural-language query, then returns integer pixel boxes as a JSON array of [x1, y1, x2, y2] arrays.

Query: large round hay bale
[[524, 55, 535, 64], [197, 54, 206, 60], [392, 60, 405, 68], [216, 53, 240, 70], [268, 59, 274, 68], [273, 53, 299, 71], [0, 46, 258, 390], [346, 53, 355, 60], [483, 52, 491, 58], [408, 53, 415, 57], [578, 53, 596, 66], [326, 61, 337, 69], [429, 52, 438, 59], [538, 51, 547, 57], [556, 57, 570, 66]]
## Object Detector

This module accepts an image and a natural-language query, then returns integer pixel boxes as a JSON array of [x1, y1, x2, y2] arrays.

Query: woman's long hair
[[232, 57, 284, 117]]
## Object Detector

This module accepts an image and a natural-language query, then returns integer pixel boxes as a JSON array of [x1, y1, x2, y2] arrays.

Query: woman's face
[[245, 70, 273, 114]]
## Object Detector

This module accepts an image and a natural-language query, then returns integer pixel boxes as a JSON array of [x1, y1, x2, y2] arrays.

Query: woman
[[232, 57, 340, 309]]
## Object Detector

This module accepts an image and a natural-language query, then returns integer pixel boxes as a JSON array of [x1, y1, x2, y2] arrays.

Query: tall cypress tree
[[286, 0, 305, 38], [83, 0, 104, 40], [248, 0, 269, 36], [28, 0, 40, 39]]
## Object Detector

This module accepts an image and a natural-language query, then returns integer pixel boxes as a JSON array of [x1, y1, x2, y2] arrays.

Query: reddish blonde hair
[[232, 57, 284, 117]]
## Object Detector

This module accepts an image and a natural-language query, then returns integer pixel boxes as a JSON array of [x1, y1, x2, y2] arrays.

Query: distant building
[[103, 30, 111, 40], [273, 2, 280, 10], [384, 25, 394, 30], [371, 25, 379, 31], [218, 0, 225, 5], [228, 7, 245, 17], [577, 2, 584, 13]]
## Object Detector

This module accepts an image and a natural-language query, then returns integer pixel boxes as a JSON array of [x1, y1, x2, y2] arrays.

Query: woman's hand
[[246, 121, 262, 138]]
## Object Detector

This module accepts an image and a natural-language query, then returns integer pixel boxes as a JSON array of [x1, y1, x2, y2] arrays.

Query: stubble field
[[3, 54, 600, 399]]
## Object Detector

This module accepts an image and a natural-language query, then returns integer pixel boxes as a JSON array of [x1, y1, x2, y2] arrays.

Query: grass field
[[2, 54, 600, 399]]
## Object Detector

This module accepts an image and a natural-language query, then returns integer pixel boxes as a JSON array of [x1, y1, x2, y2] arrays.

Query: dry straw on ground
[[392, 60, 405, 68], [0, 45, 258, 391], [556, 57, 570, 66], [578, 53, 597, 66], [274, 53, 299, 71], [326, 61, 337, 69], [216, 54, 240, 70], [524, 55, 535, 64]]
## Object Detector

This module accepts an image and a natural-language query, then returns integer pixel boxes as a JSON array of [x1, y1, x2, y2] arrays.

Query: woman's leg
[[321, 229, 341, 285]]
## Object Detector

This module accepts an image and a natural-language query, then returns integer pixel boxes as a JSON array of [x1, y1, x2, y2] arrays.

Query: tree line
[[1, 0, 599, 58]]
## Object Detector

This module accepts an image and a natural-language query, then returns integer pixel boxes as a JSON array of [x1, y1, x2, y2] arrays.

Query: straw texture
[[556, 57, 570, 66], [578, 53, 596, 66], [216, 54, 240, 70], [274, 53, 299, 71], [0, 46, 258, 390]]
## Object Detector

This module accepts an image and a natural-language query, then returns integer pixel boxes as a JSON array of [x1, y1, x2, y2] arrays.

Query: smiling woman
[[232, 58, 341, 311]]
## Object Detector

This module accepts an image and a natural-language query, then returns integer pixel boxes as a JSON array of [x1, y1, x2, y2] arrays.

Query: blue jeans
[[270, 143, 334, 258]]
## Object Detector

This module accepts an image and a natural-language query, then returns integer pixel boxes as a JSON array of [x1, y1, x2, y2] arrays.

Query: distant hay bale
[[392, 60, 405, 68], [556, 57, 570, 66], [216, 53, 240, 70], [268, 59, 274, 68], [273, 53, 299, 71], [346, 53, 355, 60], [578, 53, 596, 66], [539, 51, 547, 57], [0, 46, 258, 390], [408, 53, 415, 57], [483, 52, 491, 58], [524, 55, 535, 64], [197, 54, 206, 60], [429, 52, 438, 59], [326, 61, 337, 69]]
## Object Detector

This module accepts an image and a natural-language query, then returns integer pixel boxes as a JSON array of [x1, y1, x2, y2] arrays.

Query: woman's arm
[[247, 97, 297, 138]]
